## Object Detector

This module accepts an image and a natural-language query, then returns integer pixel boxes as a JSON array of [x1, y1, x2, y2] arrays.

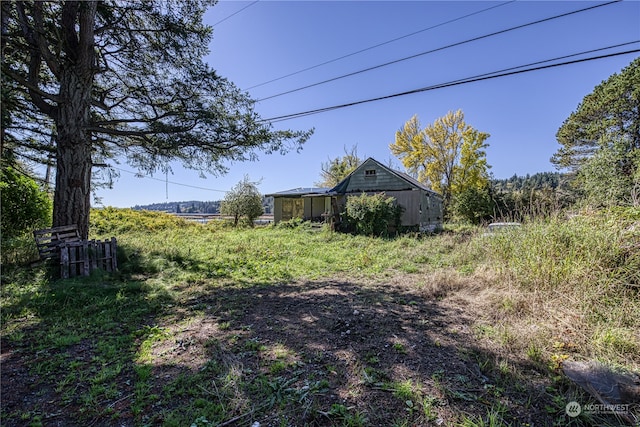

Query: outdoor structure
[[33, 225, 118, 278], [267, 158, 443, 231]]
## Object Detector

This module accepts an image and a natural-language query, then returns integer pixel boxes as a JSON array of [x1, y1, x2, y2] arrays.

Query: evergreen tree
[[1, 1, 312, 238], [551, 58, 639, 206]]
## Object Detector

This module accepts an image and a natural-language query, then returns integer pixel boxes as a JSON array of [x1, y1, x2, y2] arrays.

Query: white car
[[483, 222, 522, 237]]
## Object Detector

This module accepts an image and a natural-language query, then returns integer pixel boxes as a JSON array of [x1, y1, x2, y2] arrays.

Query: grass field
[[1, 207, 639, 426]]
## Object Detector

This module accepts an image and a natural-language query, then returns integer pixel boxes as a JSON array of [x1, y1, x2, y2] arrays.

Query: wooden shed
[[268, 158, 443, 231]]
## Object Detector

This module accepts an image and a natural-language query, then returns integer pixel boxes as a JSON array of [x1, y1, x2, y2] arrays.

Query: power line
[[110, 166, 229, 193], [246, 0, 516, 90], [212, 0, 259, 27], [258, 0, 621, 102], [261, 47, 640, 123]]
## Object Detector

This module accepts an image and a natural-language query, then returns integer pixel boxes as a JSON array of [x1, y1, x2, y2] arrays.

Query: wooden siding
[[341, 159, 414, 193], [307, 196, 329, 219], [386, 190, 421, 225], [273, 197, 283, 223]]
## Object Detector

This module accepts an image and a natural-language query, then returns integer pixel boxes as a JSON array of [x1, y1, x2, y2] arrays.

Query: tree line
[[133, 197, 275, 215]]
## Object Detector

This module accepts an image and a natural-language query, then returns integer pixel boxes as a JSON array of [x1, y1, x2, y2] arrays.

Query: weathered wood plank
[[60, 245, 69, 279], [111, 237, 118, 271], [33, 225, 80, 261], [82, 241, 90, 277]]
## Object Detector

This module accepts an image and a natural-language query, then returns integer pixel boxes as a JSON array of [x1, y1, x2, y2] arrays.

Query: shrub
[[450, 186, 493, 224], [0, 166, 51, 238], [345, 193, 401, 236]]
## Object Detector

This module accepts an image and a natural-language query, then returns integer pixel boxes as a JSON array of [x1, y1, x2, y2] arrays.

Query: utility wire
[[258, 0, 621, 102], [247, 0, 516, 90], [111, 166, 228, 193], [261, 47, 640, 123], [212, 0, 259, 27]]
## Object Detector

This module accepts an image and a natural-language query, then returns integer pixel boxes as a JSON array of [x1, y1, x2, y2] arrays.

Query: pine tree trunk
[[53, 68, 93, 240], [52, 2, 96, 240]]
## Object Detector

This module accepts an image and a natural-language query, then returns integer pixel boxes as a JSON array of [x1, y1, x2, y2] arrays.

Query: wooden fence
[[59, 238, 118, 279]]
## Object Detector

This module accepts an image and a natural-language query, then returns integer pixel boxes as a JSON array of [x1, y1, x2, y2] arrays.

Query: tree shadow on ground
[[0, 263, 175, 427], [138, 279, 610, 426]]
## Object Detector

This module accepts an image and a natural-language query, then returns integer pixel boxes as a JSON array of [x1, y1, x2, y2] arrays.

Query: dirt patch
[[140, 277, 557, 425]]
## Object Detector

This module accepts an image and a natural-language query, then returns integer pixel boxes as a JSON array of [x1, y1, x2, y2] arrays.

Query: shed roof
[[265, 187, 329, 197], [329, 158, 441, 197]]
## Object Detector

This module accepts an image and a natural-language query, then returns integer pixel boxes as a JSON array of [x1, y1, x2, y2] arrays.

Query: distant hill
[[491, 171, 571, 193], [133, 197, 274, 214], [132, 200, 221, 214]]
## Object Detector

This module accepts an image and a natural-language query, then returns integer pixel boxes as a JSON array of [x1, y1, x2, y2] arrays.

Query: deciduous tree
[[1, 1, 312, 239], [389, 110, 490, 216], [220, 176, 263, 226], [316, 145, 362, 188]]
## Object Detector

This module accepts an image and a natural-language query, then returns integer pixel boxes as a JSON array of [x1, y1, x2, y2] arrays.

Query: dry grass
[[466, 209, 640, 372]]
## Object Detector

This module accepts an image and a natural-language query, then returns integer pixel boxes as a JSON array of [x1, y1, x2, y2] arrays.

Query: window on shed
[[364, 169, 376, 177], [282, 198, 304, 220]]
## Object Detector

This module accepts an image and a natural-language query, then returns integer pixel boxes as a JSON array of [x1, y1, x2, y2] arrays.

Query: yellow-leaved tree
[[389, 110, 490, 218]]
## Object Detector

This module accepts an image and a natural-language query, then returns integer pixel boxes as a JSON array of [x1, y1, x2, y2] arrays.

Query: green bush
[[345, 193, 401, 236], [450, 186, 493, 224], [0, 166, 51, 238]]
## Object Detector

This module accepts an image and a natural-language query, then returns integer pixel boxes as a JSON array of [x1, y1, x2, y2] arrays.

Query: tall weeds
[[478, 208, 640, 367]]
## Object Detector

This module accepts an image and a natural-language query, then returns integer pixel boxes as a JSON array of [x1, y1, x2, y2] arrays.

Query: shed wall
[[272, 196, 330, 223], [343, 161, 413, 193], [274, 197, 283, 223], [335, 190, 442, 228]]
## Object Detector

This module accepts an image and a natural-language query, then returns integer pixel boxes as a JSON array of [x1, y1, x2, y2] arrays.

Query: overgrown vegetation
[[0, 166, 52, 238], [2, 208, 638, 426], [344, 192, 402, 236], [480, 209, 640, 367]]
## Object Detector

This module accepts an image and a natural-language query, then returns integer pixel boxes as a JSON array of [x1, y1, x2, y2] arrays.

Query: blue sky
[[94, 0, 640, 208]]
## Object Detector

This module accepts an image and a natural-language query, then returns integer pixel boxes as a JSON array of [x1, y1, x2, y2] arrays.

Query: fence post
[[90, 240, 98, 271], [60, 245, 69, 279], [111, 237, 118, 271], [82, 240, 90, 277], [104, 240, 112, 272]]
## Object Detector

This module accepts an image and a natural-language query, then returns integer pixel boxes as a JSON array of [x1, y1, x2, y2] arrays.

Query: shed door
[[282, 198, 304, 220]]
